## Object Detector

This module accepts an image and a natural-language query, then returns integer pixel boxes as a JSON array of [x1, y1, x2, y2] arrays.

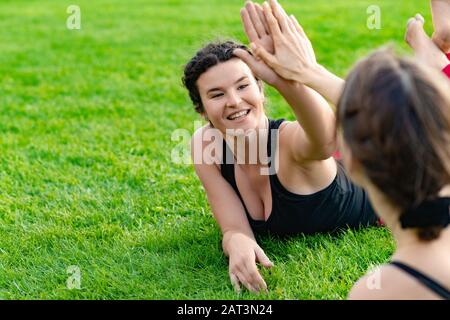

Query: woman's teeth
[[228, 110, 249, 120]]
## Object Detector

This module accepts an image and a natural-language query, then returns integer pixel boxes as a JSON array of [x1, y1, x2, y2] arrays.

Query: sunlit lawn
[[0, 0, 430, 299]]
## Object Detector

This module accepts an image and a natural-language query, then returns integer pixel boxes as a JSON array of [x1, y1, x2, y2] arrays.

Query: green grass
[[0, 0, 431, 299]]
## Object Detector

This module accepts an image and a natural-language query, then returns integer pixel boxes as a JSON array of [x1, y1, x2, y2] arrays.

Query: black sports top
[[220, 118, 378, 236], [390, 261, 450, 300]]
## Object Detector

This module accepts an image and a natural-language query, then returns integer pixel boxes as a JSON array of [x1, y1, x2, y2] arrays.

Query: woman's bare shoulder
[[348, 264, 406, 300], [191, 123, 222, 170], [348, 263, 443, 300]]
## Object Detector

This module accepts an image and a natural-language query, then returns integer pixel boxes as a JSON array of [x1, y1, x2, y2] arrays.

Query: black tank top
[[220, 118, 378, 236], [390, 261, 450, 299]]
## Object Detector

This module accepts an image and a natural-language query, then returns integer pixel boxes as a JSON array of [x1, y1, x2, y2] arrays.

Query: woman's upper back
[[350, 228, 450, 300]]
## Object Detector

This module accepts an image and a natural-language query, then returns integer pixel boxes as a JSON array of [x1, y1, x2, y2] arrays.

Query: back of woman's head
[[337, 48, 450, 241]]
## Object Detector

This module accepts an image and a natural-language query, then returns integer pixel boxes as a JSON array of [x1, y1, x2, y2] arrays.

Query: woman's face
[[196, 58, 266, 135]]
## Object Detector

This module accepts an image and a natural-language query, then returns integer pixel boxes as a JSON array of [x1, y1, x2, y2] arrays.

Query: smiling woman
[[196, 58, 266, 134], [182, 40, 379, 294]]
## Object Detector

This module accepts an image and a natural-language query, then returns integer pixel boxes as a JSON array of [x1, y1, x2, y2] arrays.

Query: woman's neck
[[224, 116, 269, 166], [365, 183, 450, 256]]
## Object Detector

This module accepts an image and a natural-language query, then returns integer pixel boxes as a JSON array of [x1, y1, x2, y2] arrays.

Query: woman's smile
[[226, 109, 251, 121]]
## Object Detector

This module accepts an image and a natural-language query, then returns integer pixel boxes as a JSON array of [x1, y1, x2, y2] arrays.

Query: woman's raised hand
[[233, 2, 285, 87], [241, 1, 274, 54], [249, 0, 320, 86]]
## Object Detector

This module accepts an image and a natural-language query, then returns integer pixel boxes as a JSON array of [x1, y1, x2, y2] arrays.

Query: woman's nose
[[225, 90, 242, 107]]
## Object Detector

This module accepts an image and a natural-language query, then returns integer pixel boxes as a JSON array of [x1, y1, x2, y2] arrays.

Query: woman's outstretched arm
[[190, 127, 273, 294], [248, 0, 345, 106], [235, 1, 338, 161]]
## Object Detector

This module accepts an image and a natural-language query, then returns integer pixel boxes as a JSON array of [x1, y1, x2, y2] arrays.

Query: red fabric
[[333, 150, 341, 160], [443, 64, 450, 79], [446, 52, 450, 60]]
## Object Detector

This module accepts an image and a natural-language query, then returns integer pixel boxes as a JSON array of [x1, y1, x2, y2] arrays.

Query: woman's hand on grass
[[226, 232, 273, 294]]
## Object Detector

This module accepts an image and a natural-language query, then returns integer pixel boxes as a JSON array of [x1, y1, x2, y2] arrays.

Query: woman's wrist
[[301, 64, 328, 88], [222, 230, 255, 255], [301, 64, 345, 105], [272, 76, 298, 91]]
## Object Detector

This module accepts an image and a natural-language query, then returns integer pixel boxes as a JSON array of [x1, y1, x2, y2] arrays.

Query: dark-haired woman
[[341, 51, 450, 299], [251, 0, 450, 299], [182, 25, 377, 294]]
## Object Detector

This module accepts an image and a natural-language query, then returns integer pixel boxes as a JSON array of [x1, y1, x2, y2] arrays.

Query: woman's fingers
[[262, 1, 282, 37], [245, 260, 268, 294], [269, 0, 292, 33], [290, 15, 316, 62], [252, 43, 277, 67], [254, 245, 274, 269], [233, 48, 261, 75], [290, 14, 307, 39], [236, 270, 266, 294], [255, 3, 270, 34], [250, 272, 268, 294], [234, 270, 256, 293], [230, 255, 269, 294], [229, 273, 241, 293], [241, 8, 259, 43], [246, 1, 267, 38]]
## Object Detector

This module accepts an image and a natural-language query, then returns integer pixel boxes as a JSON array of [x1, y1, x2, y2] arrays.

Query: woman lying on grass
[[182, 17, 378, 294], [249, 0, 450, 299]]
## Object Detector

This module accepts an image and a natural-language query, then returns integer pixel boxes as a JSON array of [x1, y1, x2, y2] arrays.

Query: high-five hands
[[237, 0, 345, 105], [248, 0, 319, 85], [233, 2, 284, 87]]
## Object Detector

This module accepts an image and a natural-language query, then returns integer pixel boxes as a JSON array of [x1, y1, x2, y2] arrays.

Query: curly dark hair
[[182, 40, 258, 114]]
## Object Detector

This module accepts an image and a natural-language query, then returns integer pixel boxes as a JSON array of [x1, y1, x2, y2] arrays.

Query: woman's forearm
[[302, 64, 346, 106], [273, 78, 337, 156]]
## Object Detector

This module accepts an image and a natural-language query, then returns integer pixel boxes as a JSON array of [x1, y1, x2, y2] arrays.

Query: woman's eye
[[211, 93, 223, 99], [238, 84, 249, 90]]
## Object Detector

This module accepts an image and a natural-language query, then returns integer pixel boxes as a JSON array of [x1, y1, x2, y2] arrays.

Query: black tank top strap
[[221, 117, 283, 177], [221, 139, 237, 187], [265, 118, 284, 176], [220, 130, 253, 221], [269, 118, 285, 130], [267, 118, 285, 156], [220, 118, 283, 230], [390, 261, 450, 299], [220, 117, 377, 236]]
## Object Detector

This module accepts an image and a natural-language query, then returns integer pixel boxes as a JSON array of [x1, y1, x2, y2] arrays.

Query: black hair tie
[[400, 197, 450, 229]]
